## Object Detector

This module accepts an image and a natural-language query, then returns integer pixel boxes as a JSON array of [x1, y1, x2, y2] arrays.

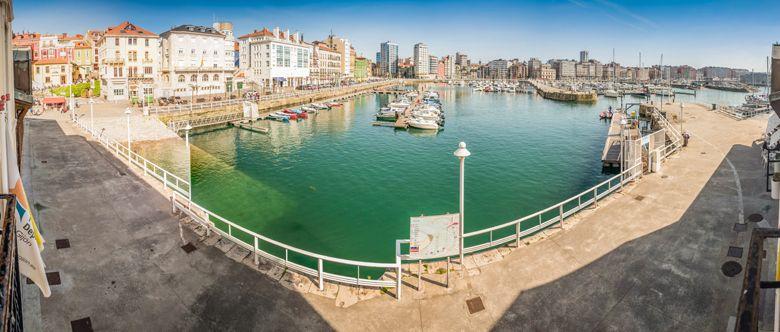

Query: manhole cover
[[634, 195, 645, 201], [661, 175, 668, 179], [722, 261, 742, 277], [733, 223, 747, 232], [466, 296, 485, 314], [46, 271, 61, 285], [55, 239, 70, 249], [727, 246, 743, 258], [701, 152, 707, 155], [747, 214, 763, 223], [181, 242, 197, 253], [71, 317, 93, 332]]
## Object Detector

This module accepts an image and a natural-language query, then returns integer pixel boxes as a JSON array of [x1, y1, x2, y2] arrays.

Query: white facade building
[[159, 24, 235, 99], [97, 21, 160, 102], [239, 27, 311, 92], [413, 43, 429, 78]]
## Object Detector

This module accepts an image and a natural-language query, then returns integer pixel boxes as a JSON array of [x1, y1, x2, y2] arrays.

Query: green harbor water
[[173, 85, 751, 273]]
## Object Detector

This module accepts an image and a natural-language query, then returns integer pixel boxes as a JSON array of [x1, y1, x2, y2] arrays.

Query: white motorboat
[[301, 106, 317, 113], [411, 110, 440, 121], [408, 118, 440, 130], [603, 90, 620, 98]]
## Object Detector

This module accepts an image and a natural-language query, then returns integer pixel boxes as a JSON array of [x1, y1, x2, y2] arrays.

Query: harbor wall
[[255, 81, 399, 111], [529, 80, 597, 103]]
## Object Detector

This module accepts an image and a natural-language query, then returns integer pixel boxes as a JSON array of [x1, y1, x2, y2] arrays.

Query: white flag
[[4, 114, 50, 297]]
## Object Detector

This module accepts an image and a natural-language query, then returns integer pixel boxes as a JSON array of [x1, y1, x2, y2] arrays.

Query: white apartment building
[[443, 55, 455, 79], [311, 41, 342, 85], [97, 21, 160, 102], [413, 43, 429, 78], [239, 27, 311, 92], [159, 24, 235, 99], [32, 58, 75, 89]]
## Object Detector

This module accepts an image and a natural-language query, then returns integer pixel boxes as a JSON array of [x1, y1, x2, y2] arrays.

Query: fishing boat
[[274, 111, 297, 121], [301, 106, 317, 113], [326, 102, 343, 108], [408, 118, 440, 130], [284, 109, 308, 119], [268, 113, 290, 122]]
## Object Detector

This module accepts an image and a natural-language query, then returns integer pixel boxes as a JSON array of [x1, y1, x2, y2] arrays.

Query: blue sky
[[13, 0, 780, 70]]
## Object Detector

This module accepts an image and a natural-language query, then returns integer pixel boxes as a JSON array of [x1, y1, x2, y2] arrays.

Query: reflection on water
[[187, 86, 622, 262]]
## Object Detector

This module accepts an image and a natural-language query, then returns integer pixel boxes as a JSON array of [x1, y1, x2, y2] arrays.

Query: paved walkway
[[21, 103, 774, 331]]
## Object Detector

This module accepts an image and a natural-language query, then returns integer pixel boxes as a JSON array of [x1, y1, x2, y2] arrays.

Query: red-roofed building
[[97, 21, 160, 101], [311, 41, 342, 85], [32, 58, 77, 88]]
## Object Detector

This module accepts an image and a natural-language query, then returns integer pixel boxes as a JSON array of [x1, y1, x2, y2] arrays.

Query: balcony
[[102, 57, 124, 65]]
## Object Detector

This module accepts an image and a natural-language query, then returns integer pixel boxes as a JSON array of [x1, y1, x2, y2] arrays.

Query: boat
[[603, 90, 620, 98], [284, 109, 308, 119], [301, 106, 317, 113], [274, 111, 297, 121], [375, 107, 398, 121], [311, 103, 330, 110], [268, 113, 290, 122], [326, 102, 343, 108], [408, 118, 440, 130], [411, 110, 440, 121]]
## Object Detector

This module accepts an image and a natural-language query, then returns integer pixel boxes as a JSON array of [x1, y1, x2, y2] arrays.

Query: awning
[[41, 97, 66, 105]]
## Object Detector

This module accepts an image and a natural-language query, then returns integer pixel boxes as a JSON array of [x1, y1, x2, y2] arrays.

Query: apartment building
[[97, 21, 160, 101]]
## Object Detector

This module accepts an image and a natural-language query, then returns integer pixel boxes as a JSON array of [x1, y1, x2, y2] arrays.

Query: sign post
[[409, 213, 460, 291]]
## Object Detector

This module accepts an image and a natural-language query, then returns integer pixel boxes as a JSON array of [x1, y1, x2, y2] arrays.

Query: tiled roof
[[33, 58, 71, 65], [162, 25, 222, 37], [238, 28, 274, 39], [104, 21, 158, 37]]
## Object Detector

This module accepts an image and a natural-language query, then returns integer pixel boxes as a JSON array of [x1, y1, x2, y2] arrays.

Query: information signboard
[[409, 213, 460, 260]]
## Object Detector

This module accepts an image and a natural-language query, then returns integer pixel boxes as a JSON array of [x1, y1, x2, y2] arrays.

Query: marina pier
[[529, 80, 598, 102]]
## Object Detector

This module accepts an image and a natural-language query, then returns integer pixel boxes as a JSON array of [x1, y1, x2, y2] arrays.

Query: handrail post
[[254, 237, 259, 265], [593, 188, 598, 203], [171, 191, 176, 214], [143, 159, 148, 176], [318, 258, 324, 291], [515, 222, 520, 247], [163, 172, 168, 189], [559, 204, 564, 228], [396, 255, 402, 300]]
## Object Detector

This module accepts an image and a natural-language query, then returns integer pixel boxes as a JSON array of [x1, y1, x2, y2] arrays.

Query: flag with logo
[[4, 108, 50, 297]]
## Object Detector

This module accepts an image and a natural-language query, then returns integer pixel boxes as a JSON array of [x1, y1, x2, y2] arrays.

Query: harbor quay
[[19, 97, 774, 330]]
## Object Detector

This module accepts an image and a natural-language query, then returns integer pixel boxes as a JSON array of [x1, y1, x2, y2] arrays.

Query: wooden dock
[[230, 121, 270, 134]]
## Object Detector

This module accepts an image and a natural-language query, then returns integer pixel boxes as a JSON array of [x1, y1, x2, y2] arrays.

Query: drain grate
[[747, 214, 763, 223], [46, 271, 61, 285], [40, 160, 47, 164], [181, 242, 197, 254], [466, 296, 485, 314], [70, 317, 93, 332], [727, 246, 743, 258], [634, 195, 645, 201], [55, 239, 70, 249], [722, 261, 743, 277], [733, 223, 747, 232]]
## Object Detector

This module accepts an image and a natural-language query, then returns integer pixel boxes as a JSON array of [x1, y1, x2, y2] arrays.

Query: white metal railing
[[70, 114, 191, 198], [68, 92, 679, 299], [397, 162, 644, 260], [146, 98, 245, 115], [68, 112, 404, 298]]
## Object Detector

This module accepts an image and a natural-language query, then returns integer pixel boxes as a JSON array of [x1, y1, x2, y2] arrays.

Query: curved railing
[[68, 105, 680, 301]]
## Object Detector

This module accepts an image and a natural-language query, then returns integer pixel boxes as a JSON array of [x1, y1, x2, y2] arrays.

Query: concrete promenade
[[21, 103, 774, 331]]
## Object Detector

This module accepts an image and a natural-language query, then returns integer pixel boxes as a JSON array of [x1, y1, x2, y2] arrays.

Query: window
[[113, 89, 124, 96], [190, 74, 197, 82], [178, 49, 183, 56], [145, 39, 149, 47], [178, 75, 185, 82], [114, 50, 120, 59], [35, 67, 40, 74], [202, 74, 209, 81], [191, 49, 195, 55], [144, 67, 152, 74], [115, 38, 119, 46], [144, 51, 149, 60], [213, 74, 219, 81]]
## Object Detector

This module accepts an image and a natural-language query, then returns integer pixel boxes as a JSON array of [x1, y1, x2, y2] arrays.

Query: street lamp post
[[453, 142, 471, 266], [125, 107, 132, 161]]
